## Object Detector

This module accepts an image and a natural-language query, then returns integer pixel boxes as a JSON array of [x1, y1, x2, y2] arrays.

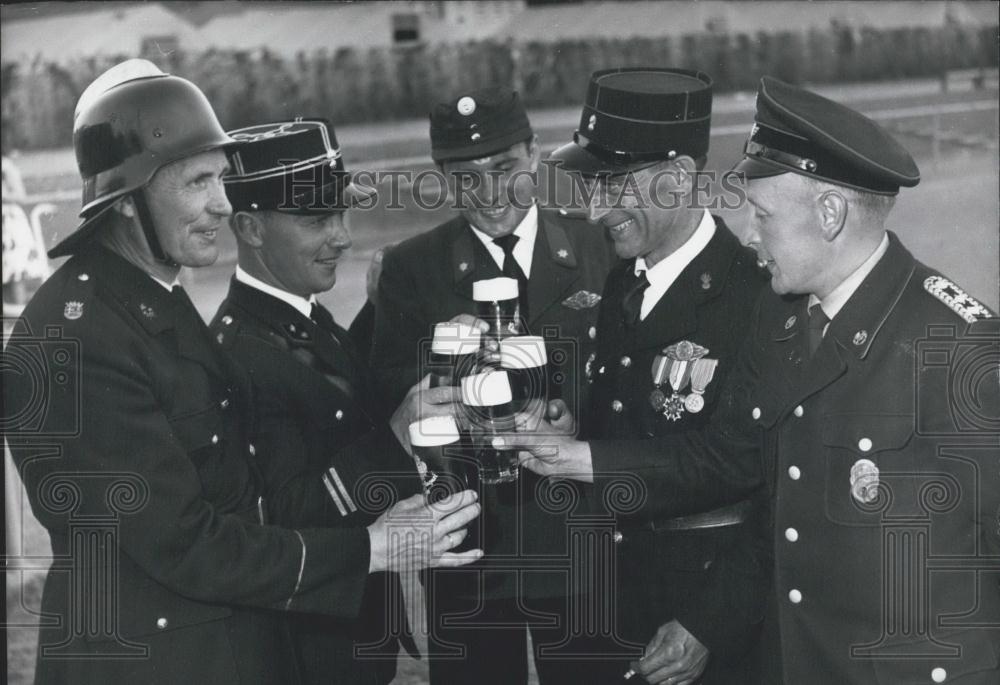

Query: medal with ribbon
[[684, 358, 718, 414], [649, 341, 713, 421]]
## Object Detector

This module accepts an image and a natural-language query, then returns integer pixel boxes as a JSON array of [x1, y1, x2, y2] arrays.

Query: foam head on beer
[[460, 370, 513, 407], [431, 321, 482, 355], [499, 335, 547, 369], [472, 277, 519, 302], [408, 415, 461, 446]]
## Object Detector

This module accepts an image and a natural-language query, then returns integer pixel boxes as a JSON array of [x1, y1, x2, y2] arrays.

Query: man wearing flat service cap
[[211, 119, 486, 684], [544, 67, 769, 685], [515, 76, 999, 684], [371, 87, 615, 684], [3, 60, 481, 685]]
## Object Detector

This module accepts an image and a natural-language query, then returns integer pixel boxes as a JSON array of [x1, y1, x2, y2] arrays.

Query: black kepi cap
[[732, 77, 920, 195], [224, 119, 375, 213], [550, 67, 713, 175], [430, 87, 533, 163]]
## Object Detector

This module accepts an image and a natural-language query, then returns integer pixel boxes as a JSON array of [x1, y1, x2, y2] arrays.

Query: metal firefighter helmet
[[49, 59, 234, 258]]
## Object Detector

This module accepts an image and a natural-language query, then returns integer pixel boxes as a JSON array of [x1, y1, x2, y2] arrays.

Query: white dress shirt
[[150, 274, 181, 292], [469, 203, 539, 278], [634, 209, 716, 321], [235, 265, 316, 319]]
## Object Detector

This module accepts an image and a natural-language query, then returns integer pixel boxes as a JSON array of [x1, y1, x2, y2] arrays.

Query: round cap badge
[[457, 96, 477, 116]]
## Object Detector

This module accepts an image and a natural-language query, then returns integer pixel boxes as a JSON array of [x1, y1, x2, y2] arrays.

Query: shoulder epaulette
[[923, 276, 995, 323]]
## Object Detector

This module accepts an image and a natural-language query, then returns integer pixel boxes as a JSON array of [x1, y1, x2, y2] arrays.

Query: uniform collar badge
[[785, 315, 797, 329], [557, 248, 569, 260], [700, 272, 712, 290], [63, 301, 84, 320], [139, 303, 155, 318]]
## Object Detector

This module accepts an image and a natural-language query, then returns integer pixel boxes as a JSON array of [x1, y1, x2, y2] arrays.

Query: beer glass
[[427, 321, 482, 388], [499, 335, 548, 420], [473, 277, 523, 345], [459, 370, 518, 484]]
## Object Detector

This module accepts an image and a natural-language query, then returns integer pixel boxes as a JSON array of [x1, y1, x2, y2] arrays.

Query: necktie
[[622, 269, 650, 327], [492, 234, 529, 322], [807, 304, 830, 357], [310, 302, 342, 341]]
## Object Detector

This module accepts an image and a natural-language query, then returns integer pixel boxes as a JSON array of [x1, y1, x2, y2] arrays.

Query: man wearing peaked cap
[[3, 63, 480, 685], [211, 119, 485, 685], [542, 67, 770, 685], [371, 87, 616, 685], [515, 76, 999, 685]]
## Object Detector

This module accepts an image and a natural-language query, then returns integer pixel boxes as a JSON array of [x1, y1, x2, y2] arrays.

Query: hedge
[[2, 24, 996, 150]]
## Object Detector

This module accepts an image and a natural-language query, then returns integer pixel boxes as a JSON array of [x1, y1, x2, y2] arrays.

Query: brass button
[[793, 405, 804, 417], [931, 667, 947, 683], [785, 528, 799, 542], [620, 356, 631, 368], [220, 398, 230, 409], [611, 400, 623, 413], [210, 434, 219, 445], [335, 410, 344, 421], [612, 531, 623, 544], [588, 326, 597, 340], [858, 437, 873, 452], [788, 465, 801, 481], [222, 315, 233, 325], [156, 617, 168, 629], [752, 407, 761, 420], [248, 443, 256, 456], [788, 589, 802, 604]]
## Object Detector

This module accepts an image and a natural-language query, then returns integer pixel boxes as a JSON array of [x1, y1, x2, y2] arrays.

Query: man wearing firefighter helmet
[[3, 59, 481, 685]]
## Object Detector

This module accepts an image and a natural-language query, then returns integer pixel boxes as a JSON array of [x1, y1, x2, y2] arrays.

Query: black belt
[[647, 499, 751, 532]]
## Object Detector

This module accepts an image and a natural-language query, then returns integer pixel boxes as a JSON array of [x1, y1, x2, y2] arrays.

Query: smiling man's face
[[255, 210, 353, 297], [145, 150, 232, 268], [442, 139, 539, 238]]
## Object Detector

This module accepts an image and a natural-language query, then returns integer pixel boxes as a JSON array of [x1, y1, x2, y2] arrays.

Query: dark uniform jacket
[[588, 233, 1000, 684], [371, 208, 615, 599], [211, 279, 421, 685], [2, 246, 382, 685], [585, 217, 770, 680]]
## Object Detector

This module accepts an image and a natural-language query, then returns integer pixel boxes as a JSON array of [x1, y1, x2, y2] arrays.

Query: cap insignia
[[587, 114, 597, 132], [457, 96, 476, 116]]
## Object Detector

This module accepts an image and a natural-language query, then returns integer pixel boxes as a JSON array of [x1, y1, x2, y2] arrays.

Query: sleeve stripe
[[328, 467, 357, 513], [285, 530, 307, 611], [322, 472, 349, 517]]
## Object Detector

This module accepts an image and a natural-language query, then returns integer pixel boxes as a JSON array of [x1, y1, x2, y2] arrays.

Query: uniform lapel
[[450, 218, 501, 300], [94, 246, 228, 381], [227, 279, 358, 383], [526, 214, 580, 327], [631, 216, 739, 352], [790, 233, 916, 404]]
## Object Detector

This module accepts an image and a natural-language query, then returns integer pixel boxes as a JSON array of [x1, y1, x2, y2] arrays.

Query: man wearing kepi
[[514, 76, 999, 684], [2, 61, 481, 685], [371, 87, 615, 684], [211, 119, 426, 685], [545, 67, 770, 684]]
